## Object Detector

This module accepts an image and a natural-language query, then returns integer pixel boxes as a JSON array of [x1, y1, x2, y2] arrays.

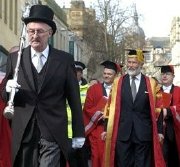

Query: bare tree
[[83, 0, 141, 78], [94, 0, 133, 63]]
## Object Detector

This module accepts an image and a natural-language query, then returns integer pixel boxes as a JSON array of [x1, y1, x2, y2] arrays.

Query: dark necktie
[[36, 53, 43, 73], [131, 76, 137, 101]]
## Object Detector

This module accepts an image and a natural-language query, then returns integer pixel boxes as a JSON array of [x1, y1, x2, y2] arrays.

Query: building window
[[9, 0, 13, 30], [0, 46, 8, 73], [0, 0, 2, 18], [71, 11, 82, 18], [14, 0, 18, 34], [4, 0, 7, 24]]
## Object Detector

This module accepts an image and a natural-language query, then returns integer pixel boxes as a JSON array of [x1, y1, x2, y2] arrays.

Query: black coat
[[117, 74, 152, 141], [2, 46, 85, 164]]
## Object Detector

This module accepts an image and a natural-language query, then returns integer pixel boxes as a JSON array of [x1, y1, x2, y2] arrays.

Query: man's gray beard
[[127, 66, 141, 76]]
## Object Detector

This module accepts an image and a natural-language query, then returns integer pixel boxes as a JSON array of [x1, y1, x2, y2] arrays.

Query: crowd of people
[[0, 4, 179, 167]]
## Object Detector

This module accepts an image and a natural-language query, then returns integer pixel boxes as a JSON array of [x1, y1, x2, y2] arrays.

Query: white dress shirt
[[104, 83, 112, 97], [31, 45, 49, 68], [162, 85, 172, 93]]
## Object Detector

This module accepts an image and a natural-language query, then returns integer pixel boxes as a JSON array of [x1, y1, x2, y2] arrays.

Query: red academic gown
[[83, 83, 108, 167], [171, 86, 180, 162], [157, 85, 180, 162], [104, 76, 166, 167], [0, 97, 12, 167]]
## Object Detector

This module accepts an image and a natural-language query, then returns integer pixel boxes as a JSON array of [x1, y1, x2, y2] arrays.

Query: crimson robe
[[104, 75, 166, 167], [83, 83, 107, 167], [83, 83, 108, 136], [171, 86, 180, 162], [157, 85, 180, 162], [0, 99, 11, 167]]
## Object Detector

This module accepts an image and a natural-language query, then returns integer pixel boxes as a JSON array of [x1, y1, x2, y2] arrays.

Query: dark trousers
[[67, 139, 89, 167], [14, 117, 65, 167], [14, 138, 63, 167], [163, 135, 179, 167], [115, 133, 152, 167], [39, 138, 61, 167]]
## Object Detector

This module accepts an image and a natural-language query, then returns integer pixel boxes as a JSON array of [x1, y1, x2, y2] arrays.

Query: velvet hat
[[160, 65, 174, 74], [23, 5, 57, 35]]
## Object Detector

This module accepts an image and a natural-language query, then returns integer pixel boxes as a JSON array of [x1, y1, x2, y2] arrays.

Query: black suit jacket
[[117, 74, 152, 141], [2, 46, 85, 163]]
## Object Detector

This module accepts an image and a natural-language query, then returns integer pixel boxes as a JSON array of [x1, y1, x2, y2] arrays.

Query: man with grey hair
[[2, 5, 85, 167]]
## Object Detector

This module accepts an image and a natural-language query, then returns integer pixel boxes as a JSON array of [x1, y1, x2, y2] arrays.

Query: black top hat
[[75, 61, 86, 71], [101, 60, 119, 73], [23, 5, 57, 35]]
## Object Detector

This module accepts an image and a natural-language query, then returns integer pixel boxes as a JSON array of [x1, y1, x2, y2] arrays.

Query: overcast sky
[[55, 0, 180, 38]]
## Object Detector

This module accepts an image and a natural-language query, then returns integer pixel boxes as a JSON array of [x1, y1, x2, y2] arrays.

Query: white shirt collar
[[130, 73, 141, 80], [104, 83, 112, 89], [162, 84, 172, 91], [31, 45, 49, 59]]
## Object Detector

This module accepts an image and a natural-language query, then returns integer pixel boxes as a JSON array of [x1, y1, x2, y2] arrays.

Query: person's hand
[[158, 133, 164, 145], [6, 79, 21, 93], [72, 137, 85, 149], [163, 108, 167, 119], [101, 131, 107, 141], [98, 111, 104, 121]]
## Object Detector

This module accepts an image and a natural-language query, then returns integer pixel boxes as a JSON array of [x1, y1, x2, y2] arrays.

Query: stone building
[[169, 16, 180, 85], [62, 0, 96, 80], [125, 3, 145, 50], [143, 37, 171, 80]]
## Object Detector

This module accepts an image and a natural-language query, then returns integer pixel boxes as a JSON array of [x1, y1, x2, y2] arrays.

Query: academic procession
[[0, 1, 180, 167]]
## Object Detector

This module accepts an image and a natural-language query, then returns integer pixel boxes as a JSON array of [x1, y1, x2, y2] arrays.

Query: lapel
[[102, 83, 107, 97], [123, 74, 134, 103], [39, 47, 61, 92], [21, 46, 36, 92]]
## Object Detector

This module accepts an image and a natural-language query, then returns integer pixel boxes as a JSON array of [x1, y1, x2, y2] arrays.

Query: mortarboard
[[100, 60, 120, 73]]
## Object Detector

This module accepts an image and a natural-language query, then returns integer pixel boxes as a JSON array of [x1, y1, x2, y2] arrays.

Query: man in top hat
[[83, 60, 119, 167], [103, 49, 165, 167], [1, 5, 85, 167], [157, 65, 180, 166]]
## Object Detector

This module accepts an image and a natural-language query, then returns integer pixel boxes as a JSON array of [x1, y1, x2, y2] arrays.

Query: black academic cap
[[127, 49, 149, 55], [160, 65, 174, 74], [101, 60, 119, 73], [126, 49, 149, 63], [75, 61, 86, 71]]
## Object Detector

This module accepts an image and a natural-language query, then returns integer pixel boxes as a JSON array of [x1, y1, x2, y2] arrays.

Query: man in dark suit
[[103, 49, 165, 167], [2, 5, 85, 167]]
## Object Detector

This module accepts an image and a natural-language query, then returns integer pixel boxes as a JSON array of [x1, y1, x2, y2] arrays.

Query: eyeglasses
[[27, 29, 51, 35]]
